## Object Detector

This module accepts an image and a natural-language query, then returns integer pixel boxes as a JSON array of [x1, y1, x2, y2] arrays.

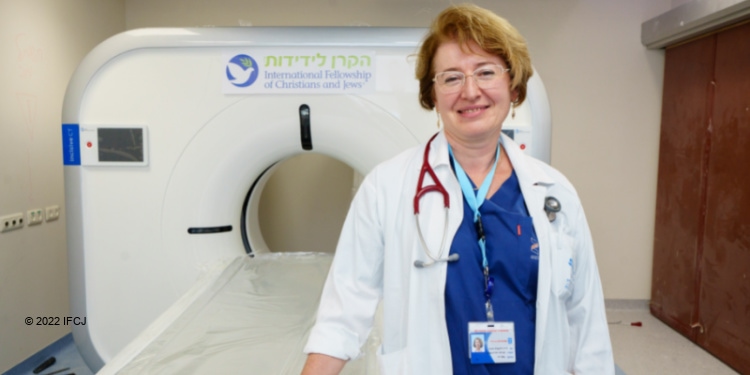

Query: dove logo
[[226, 54, 259, 88]]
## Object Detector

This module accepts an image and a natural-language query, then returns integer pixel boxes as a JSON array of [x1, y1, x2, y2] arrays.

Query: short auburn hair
[[416, 4, 533, 110]]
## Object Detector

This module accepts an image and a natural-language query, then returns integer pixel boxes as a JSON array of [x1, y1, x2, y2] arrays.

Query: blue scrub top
[[444, 169, 539, 375]]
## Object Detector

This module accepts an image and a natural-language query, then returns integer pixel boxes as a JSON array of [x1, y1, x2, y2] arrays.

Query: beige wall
[[259, 154, 354, 254], [0, 0, 125, 371], [671, 0, 695, 8], [2, 0, 690, 371]]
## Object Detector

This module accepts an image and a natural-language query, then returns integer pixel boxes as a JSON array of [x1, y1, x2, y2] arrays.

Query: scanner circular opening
[[242, 153, 359, 255]]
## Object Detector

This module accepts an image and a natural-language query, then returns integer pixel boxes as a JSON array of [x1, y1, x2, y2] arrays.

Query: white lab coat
[[304, 131, 614, 375]]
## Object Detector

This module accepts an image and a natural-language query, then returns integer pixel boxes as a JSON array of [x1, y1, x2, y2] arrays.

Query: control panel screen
[[97, 128, 144, 162]]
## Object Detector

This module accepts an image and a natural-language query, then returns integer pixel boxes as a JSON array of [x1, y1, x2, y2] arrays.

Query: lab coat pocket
[[551, 232, 575, 299], [377, 347, 406, 375]]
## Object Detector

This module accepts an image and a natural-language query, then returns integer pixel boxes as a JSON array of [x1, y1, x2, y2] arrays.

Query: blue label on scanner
[[62, 124, 81, 165]]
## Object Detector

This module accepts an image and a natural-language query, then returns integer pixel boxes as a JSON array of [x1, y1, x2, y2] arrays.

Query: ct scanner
[[61, 27, 551, 374]]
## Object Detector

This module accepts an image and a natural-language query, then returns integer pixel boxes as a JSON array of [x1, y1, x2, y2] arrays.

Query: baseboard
[[605, 299, 650, 310]]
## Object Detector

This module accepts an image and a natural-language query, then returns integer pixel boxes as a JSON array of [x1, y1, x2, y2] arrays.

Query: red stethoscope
[[413, 133, 459, 268]]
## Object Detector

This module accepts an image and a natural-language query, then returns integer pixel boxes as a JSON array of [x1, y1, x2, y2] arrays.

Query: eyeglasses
[[432, 64, 510, 94]]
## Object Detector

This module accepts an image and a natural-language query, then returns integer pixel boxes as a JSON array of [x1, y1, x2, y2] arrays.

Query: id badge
[[468, 322, 516, 364]]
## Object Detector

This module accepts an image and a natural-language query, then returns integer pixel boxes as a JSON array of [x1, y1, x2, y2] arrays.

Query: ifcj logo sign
[[226, 54, 259, 87]]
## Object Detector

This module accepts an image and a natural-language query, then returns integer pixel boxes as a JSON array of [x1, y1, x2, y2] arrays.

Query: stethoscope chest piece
[[544, 196, 561, 222]]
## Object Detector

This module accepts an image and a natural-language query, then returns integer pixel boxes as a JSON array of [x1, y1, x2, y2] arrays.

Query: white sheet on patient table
[[102, 253, 380, 374]]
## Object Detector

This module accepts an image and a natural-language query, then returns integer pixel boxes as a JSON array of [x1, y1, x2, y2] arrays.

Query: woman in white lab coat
[[302, 4, 614, 374]]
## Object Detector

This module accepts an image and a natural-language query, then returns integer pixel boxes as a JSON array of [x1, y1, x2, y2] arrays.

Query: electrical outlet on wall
[[1, 212, 25, 233], [27, 208, 44, 226], [45, 205, 60, 222]]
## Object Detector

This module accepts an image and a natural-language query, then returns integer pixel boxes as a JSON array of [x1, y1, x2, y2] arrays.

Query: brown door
[[651, 31, 715, 341], [652, 21, 750, 373], [698, 21, 750, 372]]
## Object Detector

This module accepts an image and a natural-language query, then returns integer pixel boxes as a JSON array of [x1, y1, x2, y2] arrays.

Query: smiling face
[[474, 337, 483, 349], [433, 40, 516, 145]]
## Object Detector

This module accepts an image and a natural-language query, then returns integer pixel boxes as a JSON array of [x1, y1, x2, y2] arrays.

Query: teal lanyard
[[448, 144, 500, 268], [448, 143, 501, 321]]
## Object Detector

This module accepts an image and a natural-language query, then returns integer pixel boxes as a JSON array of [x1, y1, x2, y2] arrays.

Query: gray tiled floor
[[607, 301, 740, 375]]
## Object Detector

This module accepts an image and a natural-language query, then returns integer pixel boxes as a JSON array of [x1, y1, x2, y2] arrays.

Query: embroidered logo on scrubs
[[530, 236, 539, 260], [226, 54, 259, 87]]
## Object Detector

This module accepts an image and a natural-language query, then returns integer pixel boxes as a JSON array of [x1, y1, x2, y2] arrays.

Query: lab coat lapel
[[431, 132, 464, 246], [499, 134, 554, 364], [416, 132, 463, 261], [408, 131, 461, 374]]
